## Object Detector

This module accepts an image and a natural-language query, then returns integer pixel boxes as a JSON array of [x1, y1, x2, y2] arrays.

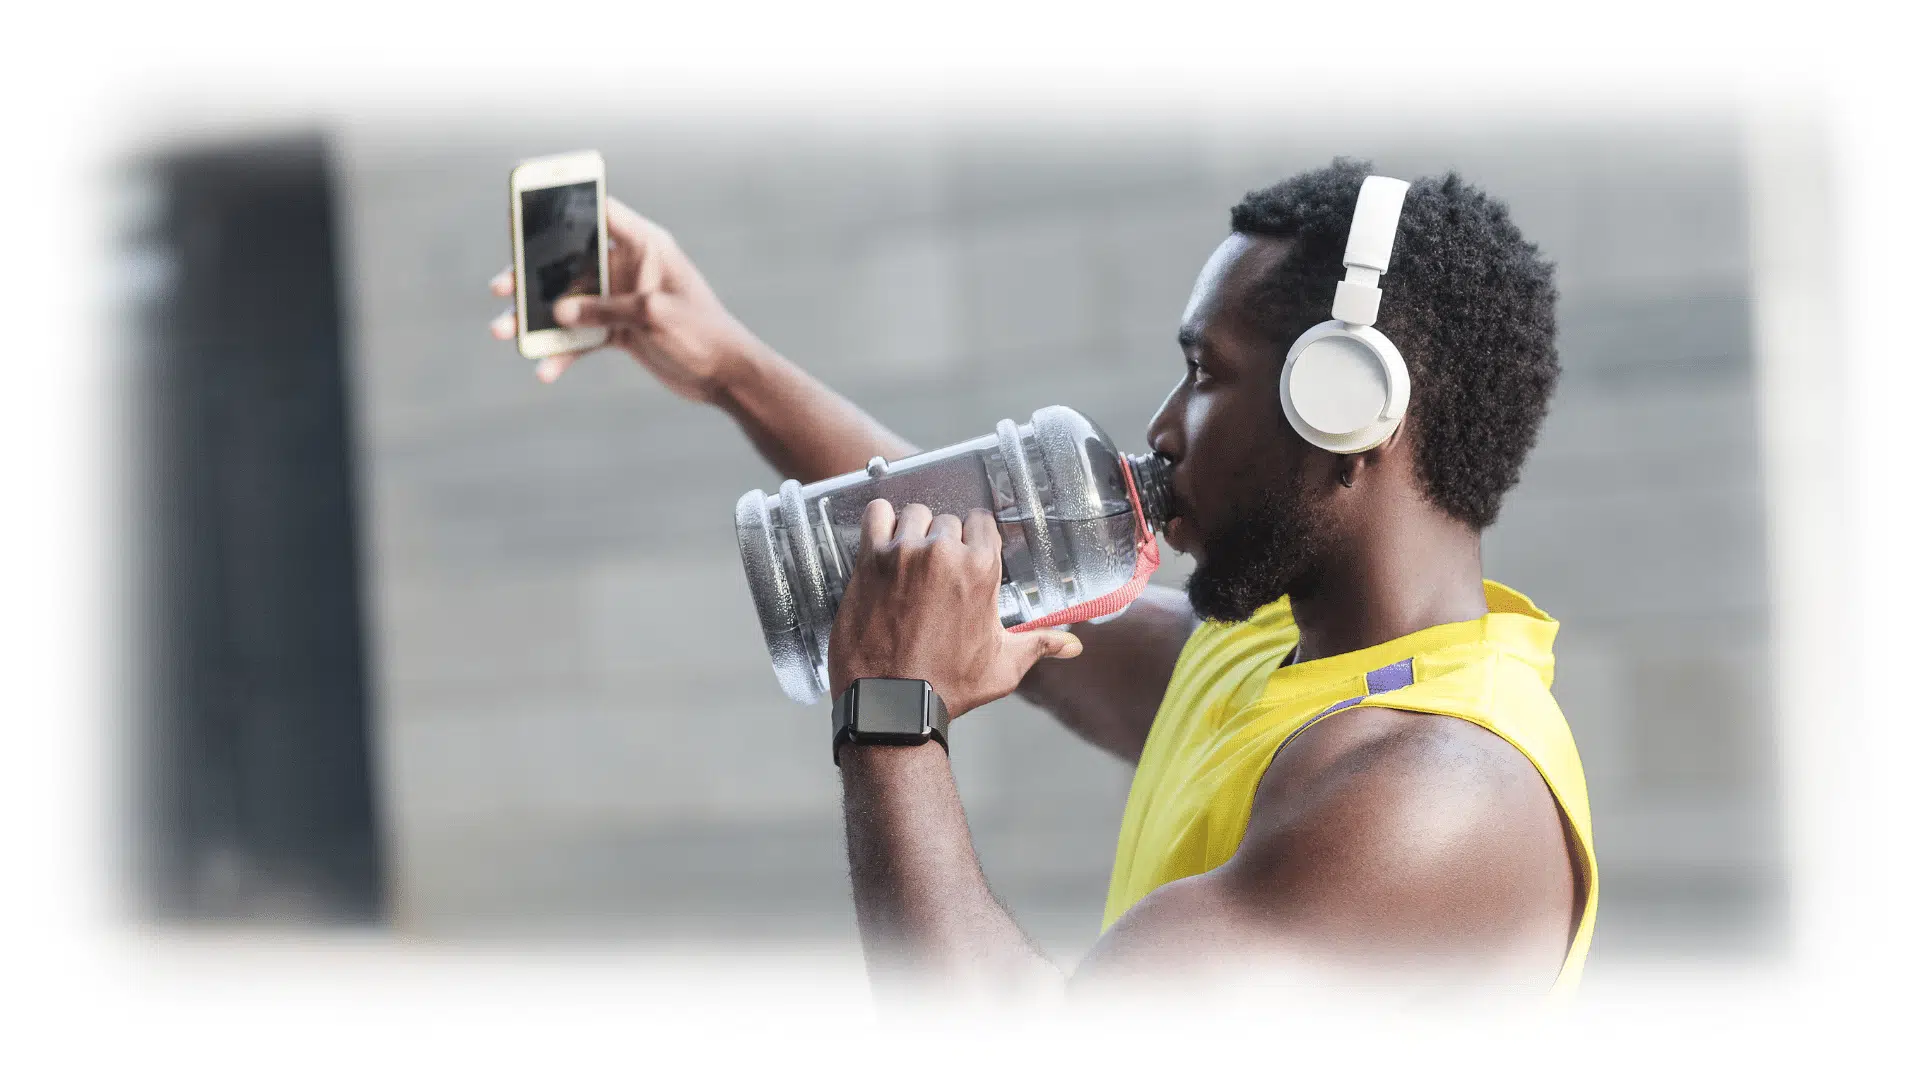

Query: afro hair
[[1230, 158, 1560, 530]]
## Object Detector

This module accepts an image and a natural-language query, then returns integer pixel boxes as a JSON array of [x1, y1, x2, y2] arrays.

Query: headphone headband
[[1330, 175, 1411, 328], [1344, 176, 1412, 273]]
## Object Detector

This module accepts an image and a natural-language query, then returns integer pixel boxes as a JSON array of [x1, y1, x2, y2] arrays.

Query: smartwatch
[[831, 678, 950, 766]]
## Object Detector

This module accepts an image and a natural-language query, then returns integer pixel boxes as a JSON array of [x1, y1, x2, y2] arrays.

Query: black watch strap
[[831, 678, 950, 766]]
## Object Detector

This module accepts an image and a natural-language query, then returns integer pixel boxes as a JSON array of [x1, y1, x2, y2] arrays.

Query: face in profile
[[1149, 233, 1340, 624]]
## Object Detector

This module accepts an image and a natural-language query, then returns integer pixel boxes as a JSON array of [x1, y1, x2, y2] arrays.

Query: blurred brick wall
[[336, 114, 1780, 965]]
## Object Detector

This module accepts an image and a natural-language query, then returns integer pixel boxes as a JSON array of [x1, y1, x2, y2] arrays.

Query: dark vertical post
[[128, 133, 382, 923]]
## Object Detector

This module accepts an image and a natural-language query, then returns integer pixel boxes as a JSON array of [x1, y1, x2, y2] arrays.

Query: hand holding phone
[[489, 193, 762, 396], [509, 150, 610, 360]]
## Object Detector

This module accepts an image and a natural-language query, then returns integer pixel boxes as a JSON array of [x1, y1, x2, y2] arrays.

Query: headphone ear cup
[[1280, 322, 1410, 454]]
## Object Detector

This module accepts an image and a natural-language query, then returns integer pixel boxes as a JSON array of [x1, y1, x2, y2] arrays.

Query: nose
[[1146, 380, 1186, 462]]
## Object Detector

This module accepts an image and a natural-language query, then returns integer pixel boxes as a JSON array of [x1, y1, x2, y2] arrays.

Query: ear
[[1336, 418, 1412, 489]]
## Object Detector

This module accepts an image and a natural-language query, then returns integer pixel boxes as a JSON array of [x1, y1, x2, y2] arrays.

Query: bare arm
[[838, 741, 1058, 996], [1073, 706, 1578, 993], [827, 501, 1081, 996], [489, 197, 912, 483], [825, 499, 1578, 999], [714, 343, 915, 482], [835, 707, 1575, 1001], [1015, 584, 1197, 763], [490, 200, 1190, 742]]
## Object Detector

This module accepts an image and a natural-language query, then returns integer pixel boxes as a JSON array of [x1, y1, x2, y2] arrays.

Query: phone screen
[[519, 180, 602, 332]]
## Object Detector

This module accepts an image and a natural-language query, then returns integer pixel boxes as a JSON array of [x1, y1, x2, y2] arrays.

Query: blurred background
[[113, 109, 1786, 974]]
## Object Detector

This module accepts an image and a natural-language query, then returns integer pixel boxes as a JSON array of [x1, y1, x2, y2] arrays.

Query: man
[[487, 158, 1595, 999]]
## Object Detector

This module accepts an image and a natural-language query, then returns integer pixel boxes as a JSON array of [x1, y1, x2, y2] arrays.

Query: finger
[[929, 513, 964, 546], [860, 499, 897, 554], [489, 307, 517, 340], [534, 352, 580, 383], [489, 268, 515, 297], [894, 503, 934, 543], [960, 508, 1002, 554]]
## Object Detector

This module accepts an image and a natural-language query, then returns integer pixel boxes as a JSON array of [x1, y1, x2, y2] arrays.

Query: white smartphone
[[509, 150, 611, 360]]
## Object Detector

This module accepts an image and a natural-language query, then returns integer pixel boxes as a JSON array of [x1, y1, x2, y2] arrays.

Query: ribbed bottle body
[[735, 406, 1168, 704]]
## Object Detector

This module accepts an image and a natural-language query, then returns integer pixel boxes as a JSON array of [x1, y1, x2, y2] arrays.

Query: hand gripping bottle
[[734, 405, 1172, 704]]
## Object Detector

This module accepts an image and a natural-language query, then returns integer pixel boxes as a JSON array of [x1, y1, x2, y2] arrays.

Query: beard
[[1184, 464, 1330, 624]]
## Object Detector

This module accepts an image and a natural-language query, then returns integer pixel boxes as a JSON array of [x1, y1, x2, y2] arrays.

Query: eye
[[1187, 358, 1212, 387]]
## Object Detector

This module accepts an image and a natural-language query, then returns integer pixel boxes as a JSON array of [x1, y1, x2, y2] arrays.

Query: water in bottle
[[735, 405, 1171, 704]]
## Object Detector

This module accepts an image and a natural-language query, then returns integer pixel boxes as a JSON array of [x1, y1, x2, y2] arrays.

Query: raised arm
[[489, 197, 913, 482], [490, 198, 1191, 749]]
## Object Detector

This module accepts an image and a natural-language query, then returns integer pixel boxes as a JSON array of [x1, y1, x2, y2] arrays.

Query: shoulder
[[1253, 705, 1555, 831], [1225, 705, 1576, 967]]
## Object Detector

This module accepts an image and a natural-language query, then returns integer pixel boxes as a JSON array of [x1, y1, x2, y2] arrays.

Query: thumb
[[1016, 629, 1083, 666], [554, 293, 639, 328]]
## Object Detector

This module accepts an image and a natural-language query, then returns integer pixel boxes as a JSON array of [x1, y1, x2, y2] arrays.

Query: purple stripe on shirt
[[1365, 657, 1416, 696], [1276, 657, 1418, 756], [1308, 695, 1364, 725]]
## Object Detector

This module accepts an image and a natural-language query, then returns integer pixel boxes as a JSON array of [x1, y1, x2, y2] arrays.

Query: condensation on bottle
[[735, 406, 1172, 704]]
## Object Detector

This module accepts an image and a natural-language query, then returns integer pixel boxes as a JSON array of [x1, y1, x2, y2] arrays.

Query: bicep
[[1016, 585, 1197, 763], [1069, 862, 1278, 988], [1072, 708, 1576, 990]]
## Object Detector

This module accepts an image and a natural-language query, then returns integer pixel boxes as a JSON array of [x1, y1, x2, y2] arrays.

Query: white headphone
[[1278, 175, 1413, 454]]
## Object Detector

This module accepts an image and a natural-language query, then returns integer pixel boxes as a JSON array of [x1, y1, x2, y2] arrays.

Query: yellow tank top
[[1102, 580, 1597, 996]]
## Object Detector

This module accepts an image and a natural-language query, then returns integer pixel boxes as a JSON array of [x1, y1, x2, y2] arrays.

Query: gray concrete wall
[[336, 113, 1780, 967]]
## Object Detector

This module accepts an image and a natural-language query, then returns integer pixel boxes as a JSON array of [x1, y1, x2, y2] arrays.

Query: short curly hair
[[1230, 158, 1559, 530]]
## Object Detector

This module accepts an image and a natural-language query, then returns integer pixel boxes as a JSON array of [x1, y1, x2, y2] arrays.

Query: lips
[[1157, 477, 1195, 553], [1162, 514, 1192, 554], [1156, 467, 1196, 554]]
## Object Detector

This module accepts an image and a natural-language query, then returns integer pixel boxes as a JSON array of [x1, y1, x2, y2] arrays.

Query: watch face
[[855, 678, 930, 737]]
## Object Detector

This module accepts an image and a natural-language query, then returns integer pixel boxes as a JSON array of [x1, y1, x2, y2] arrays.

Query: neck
[[1286, 494, 1488, 666]]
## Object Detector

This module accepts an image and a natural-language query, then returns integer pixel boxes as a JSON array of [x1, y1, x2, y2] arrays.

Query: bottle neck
[[1125, 452, 1173, 535]]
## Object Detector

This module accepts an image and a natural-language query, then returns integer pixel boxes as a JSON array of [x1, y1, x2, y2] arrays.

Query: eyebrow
[[1177, 325, 1202, 351]]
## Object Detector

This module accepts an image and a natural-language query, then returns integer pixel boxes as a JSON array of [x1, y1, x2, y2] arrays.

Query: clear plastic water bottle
[[735, 405, 1172, 704]]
